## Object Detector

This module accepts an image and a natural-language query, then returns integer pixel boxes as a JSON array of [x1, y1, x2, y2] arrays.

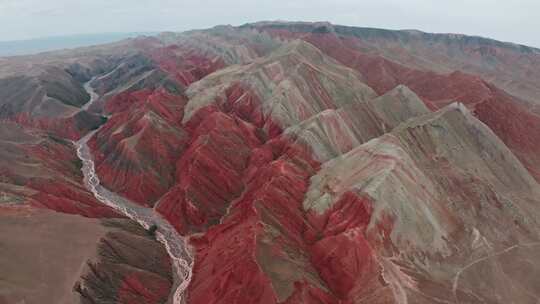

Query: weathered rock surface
[[283, 84, 430, 162], [89, 89, 189, 206], [0, 207, 172, 304], [0, 121, 118, 217], [304, 103, 540, 302], [75, 219, 173, 304], [184, 39, 376, 130], [156, 110, 262, 233], [2, 20, 540, 304], [249, 23, 540, 182]]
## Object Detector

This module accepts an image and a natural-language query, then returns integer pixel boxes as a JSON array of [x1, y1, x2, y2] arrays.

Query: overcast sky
[[1, 0, 538, 47]]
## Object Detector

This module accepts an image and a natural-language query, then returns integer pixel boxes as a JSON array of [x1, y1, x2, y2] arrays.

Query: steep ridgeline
[[2, 21, 540, 304], [74, 77, 193, 304], [0, 120, 118, 218], [156, 40, 378, 233], [283, 84, 430, 162], [82, 30, 540, 303], [163, 29, 540, 303], [85, 27, 280, 207], [247, 22, 540, 182], [304, 103, 540, 302], [77, 130, 193, 304]]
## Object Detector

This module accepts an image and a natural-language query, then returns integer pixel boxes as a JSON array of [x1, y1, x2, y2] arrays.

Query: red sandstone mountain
[[1, 21, 540, 304]]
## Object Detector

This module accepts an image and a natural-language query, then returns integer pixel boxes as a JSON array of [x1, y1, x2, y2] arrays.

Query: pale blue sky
[[1, 0, 538, 47]]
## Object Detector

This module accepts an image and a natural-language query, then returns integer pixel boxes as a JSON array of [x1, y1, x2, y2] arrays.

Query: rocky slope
[[0, 207, 172, 304], [247, 22, 540, 182], [304, 103, 540, 302], [2, 21, 540, 304], [0, 121, 118, 217]]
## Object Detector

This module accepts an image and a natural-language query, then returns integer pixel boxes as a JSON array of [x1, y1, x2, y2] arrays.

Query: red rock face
[[182, 128, 288, 303], [188, 209, 278, 304], [9, 111, 103, 140], [182, 127, 393, 303], [28, 179, 119, 218], [89, 88, 189, 206], [311, 227, 373, 298], [186, 135, 326, 303], [117, 271, 172, 304], [0, 121, 119, 218], [74, 219, 174, 304], [222, 82, 266, 128], [105, 89, 155, 114], [306, 192, 395, 302], [281, 281, 336, 304], [150, 45, 226, 87], [85, 47, 230, 207], [307, 192, 372, 241], [3, 21, 540, 304], [157, 110, 262, 233]]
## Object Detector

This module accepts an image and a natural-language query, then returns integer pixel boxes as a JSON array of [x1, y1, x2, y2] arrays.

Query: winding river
[[75, 79, 193, 304]]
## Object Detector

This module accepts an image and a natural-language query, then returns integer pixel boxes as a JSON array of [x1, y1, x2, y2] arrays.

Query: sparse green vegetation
[[72, 158, 83, 171], [147, 224, 158, 237]]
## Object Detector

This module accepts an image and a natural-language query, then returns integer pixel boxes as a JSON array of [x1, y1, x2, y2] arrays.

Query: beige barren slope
[[0, 207, 105, 304], [304, 103, 540, 303], [163, 25, 281, 65], [184, 39, 377, 128], [0, 206, 173, 304], [283, 84, 430, 161]]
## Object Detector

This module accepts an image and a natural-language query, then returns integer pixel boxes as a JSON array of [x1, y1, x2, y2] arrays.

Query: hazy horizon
[[0, 31, 159, 43], [1, 1, 539, 48], [0, 32, 160, 56], [1, 22, 538, 50]]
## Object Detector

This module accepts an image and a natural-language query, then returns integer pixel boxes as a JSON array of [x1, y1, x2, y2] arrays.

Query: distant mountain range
[[0, 32, 157, 56]]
